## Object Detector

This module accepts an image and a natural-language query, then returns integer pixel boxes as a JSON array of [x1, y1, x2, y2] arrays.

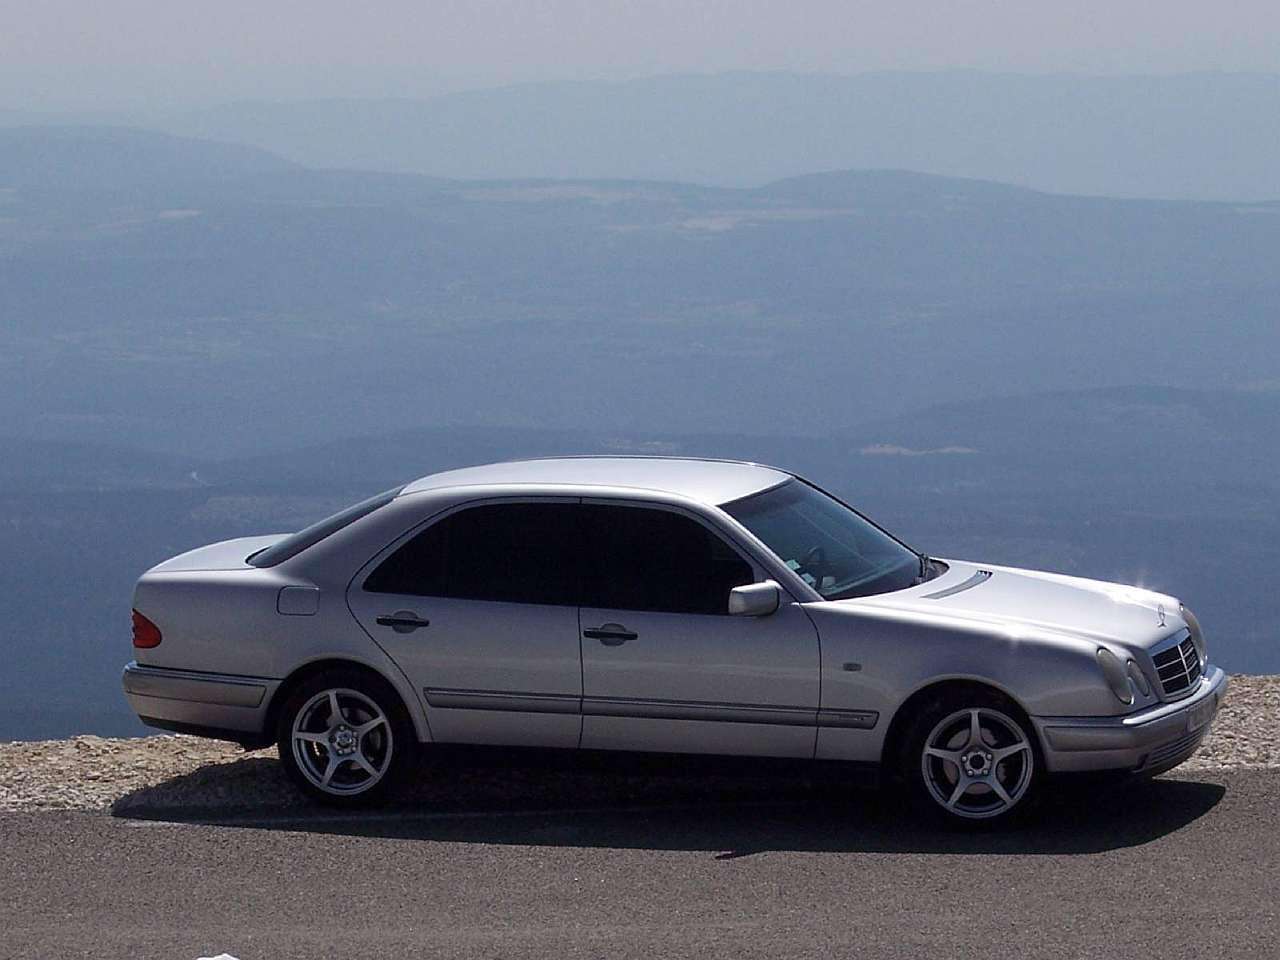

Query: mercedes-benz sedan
[[123, 457, 1226, 824]]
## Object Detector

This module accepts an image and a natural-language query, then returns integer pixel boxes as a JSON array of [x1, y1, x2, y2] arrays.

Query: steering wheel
[[797, 545, 827, 585]]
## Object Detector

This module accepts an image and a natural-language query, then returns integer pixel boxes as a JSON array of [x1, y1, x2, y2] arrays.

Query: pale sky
[[3, 0, 1279, 110]]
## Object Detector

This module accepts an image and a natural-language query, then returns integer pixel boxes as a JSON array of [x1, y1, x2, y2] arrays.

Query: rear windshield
[[248, 486, 402, 568]]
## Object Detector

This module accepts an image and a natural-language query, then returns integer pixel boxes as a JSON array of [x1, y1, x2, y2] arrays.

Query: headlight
[[1097, 648, 1135, 705], [1181, 604, 1206, 666], [1126, 658, 1151, 697]]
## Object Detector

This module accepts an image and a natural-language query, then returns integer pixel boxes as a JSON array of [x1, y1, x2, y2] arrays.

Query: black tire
[[275, 667, 414, 807], [899, 687, 1043, 828]]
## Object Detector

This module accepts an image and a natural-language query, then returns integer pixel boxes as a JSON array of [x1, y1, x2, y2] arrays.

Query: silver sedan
[[122, 457, 1226, 824]]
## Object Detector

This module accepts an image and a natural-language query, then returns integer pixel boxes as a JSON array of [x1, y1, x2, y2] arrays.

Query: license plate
[[1187, 697, 1215, 732]]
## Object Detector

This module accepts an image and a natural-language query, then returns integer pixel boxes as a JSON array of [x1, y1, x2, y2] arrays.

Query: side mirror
[[729, 580, 781, 617]]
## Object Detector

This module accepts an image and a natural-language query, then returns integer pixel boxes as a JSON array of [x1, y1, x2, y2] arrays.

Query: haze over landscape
[[2, 2, 1278, 739]]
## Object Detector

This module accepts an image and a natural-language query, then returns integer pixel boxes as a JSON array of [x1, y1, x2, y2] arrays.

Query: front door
[[578, 501, 821, 757], [348, 499, 583, 748]]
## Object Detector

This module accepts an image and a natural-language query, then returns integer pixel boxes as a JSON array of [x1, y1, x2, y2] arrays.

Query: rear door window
[[364, 501, 582, 606]]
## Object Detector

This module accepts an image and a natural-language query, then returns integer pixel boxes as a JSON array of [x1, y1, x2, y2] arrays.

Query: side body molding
[[423, 687, 878, 730]]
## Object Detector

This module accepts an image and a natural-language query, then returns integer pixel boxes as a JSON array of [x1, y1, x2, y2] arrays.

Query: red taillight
[[132, 609, 162, 648]]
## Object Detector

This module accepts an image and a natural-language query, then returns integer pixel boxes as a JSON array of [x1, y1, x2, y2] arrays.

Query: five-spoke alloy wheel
[[276, 669, 411, 806], [903, 689, 1041, 826]]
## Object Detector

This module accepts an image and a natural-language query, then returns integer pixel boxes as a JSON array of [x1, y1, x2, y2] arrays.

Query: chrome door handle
[[376, 611, 430, 634], [583, 624, 637, 646]]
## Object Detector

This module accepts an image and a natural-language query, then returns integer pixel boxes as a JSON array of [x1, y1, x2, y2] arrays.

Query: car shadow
[[111, 748, 1227, 857]]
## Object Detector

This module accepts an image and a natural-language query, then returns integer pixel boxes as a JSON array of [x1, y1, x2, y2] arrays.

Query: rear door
[[347, 499, 584, 748], [578, 501, 821, 758]]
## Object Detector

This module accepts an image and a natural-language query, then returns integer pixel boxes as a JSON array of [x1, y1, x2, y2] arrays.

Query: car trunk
[[147, 535, 287, 573]]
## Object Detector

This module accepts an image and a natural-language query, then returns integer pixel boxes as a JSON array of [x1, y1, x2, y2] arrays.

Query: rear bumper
[[122, 661, 276, 740], [1033, 666, 1228, 774]]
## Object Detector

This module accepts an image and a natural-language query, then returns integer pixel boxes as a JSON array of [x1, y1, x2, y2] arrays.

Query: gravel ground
[[1, 675, 1275, 814]]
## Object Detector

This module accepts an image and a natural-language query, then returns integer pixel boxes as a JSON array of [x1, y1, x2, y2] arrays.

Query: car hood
[[850, 559, 1184, 652]]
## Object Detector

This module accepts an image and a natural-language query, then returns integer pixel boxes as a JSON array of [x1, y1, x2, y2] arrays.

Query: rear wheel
[[901, 689, 1041, 826], [276, 668, 412, 806]]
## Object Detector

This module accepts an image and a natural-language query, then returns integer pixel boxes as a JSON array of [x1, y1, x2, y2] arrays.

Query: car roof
[[398, 456, 793, 506]]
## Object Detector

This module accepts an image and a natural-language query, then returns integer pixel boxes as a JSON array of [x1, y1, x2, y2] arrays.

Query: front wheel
[[901, 689, 1041, 826], [276, 668, 412, 806]]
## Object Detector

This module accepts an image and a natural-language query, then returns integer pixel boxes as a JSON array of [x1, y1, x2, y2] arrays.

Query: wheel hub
[[331, 725, 358, 756], [962, 749, 993, 777]]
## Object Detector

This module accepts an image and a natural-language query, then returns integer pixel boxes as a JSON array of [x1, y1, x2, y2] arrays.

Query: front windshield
[[723, 480, 923, 600]]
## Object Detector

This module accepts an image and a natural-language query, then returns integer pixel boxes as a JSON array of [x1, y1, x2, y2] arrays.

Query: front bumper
[[1033, 666, 1228, 774], [122, 661, 276, 741]]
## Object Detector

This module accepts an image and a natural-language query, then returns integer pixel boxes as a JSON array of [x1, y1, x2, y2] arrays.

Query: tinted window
[[249, 486, 402, 568], [364, 502, 581, 605], [582, 505, 753, 614]]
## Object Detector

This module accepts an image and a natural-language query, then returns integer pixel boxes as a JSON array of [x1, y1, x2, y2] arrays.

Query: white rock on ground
[[0, 675, 1275, 813]]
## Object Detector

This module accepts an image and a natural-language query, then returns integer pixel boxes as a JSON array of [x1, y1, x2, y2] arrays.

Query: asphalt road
[[2, 768, 1277, 960]]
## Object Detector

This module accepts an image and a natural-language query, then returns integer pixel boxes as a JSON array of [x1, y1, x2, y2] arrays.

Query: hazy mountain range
[[9, 73, 1280, 200], [2, 126, 1277, 458], [125, 71, 1280, 201], [1, 118, 1277, 738]]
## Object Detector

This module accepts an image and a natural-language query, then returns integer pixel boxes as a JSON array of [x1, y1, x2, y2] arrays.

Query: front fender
[[805, 601, 1118, 763]]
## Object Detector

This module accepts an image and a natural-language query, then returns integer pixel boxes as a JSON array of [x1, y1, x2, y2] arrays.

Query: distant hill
[[849, 385, 1280, 482], [0, 128, 1277, 458], [0, 126, 297, 192], [752, 169, 1039, 208], [191, 386, 1280, 502], [147, 71, 1280, 201]]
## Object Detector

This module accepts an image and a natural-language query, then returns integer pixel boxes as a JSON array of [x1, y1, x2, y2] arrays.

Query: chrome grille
[[1152, 636, 1202, 697]]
